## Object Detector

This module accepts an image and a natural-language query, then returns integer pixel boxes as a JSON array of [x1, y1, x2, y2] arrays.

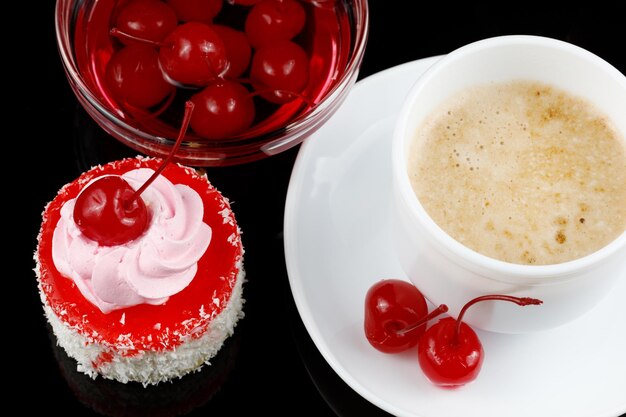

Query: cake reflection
[[48, 322, 240, 417]]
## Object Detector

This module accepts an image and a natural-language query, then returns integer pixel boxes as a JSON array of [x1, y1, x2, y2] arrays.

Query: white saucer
[[284, 57, 626, 417]]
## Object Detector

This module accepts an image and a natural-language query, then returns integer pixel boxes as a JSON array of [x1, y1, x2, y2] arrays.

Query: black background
[[18, 1, 625, 416]]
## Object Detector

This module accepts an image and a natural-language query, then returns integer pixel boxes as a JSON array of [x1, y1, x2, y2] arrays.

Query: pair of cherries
[[105, 0, 311, 140], [364, 279, 542, 387]]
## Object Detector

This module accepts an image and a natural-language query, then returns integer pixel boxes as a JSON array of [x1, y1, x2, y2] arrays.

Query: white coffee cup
[[391, 35, 626, 333]]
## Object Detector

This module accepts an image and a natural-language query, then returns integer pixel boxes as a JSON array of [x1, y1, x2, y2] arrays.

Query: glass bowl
[[55, 0, 369, 166]]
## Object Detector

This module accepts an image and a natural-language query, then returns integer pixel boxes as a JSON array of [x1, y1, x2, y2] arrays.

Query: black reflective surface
[[20, 2, 624, 416]]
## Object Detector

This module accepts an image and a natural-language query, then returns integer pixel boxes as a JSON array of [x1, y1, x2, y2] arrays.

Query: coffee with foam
[[409, 80, 626, 265]]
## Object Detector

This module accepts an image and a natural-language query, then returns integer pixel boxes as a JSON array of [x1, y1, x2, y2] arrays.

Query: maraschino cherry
[[212, 25, 252, 79], [250, 40, 309, 103], [190, 79, 255, 139], [73, 102, 195, 246], [158, 22, 228, 86], [245, 0, 306, 48], [115, 0, 178, 45], [105, 45, 173, 108], [364, 279, 448, 353], [417, 295, 543, 387], [110, 22, 228, 87]]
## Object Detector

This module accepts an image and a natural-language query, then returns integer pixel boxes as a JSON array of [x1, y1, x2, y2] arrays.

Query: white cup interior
[[393, 35, 626, 285]]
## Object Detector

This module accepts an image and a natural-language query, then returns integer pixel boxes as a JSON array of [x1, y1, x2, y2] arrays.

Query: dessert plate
[[284, 57, 626, 417]]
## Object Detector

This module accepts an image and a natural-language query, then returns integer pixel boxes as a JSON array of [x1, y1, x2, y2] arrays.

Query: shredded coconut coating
[[39, 261, 245, 386]]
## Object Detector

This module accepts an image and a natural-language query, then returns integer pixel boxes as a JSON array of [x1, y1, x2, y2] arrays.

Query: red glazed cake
[[35, 157, 245, 385]]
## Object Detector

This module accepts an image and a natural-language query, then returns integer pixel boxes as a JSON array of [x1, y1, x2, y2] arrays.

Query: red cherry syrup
[[73, 0, 353, 141]]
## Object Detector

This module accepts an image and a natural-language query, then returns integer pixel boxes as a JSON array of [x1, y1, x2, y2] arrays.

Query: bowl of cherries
[[55, 0, 369, 166]]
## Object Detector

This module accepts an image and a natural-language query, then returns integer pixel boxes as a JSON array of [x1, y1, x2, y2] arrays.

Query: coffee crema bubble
[[408, 80, 626, 265]]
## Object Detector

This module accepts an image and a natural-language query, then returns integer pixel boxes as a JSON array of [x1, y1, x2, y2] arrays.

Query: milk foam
[[409, 80, 626, 265]]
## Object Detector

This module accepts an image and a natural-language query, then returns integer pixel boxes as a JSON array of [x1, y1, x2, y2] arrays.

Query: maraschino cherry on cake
[[35, 151, 245, 385]]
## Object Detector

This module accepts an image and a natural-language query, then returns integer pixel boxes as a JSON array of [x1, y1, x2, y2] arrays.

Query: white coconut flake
[[218, 208, 233, 224], [120, 313, 126, 325], [41, 266, 245, 385], [199, 305, 209, 320]]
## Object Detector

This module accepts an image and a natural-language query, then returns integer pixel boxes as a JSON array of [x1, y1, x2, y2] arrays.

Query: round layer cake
[[35, 157, 245, 385]]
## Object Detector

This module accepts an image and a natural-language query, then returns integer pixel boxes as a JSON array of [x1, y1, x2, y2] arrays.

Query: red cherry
[[417, 295, 543, 387], [105, 45, 173, 108], [244, 0, 306, 49], [213, 25, 252, 79], [73, 176, 149, 246], [190, 80, 255, 139], [417, 317, 483, 387], [115, 0, 178, 46], [250, 40, 309, 104], [167, 0, 223, 23], [364, 279, 448, 354], [159, 22, 228, 86], [73, 102, 195, 246]]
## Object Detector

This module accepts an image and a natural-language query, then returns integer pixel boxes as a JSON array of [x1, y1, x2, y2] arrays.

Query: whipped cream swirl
[[52, 168, 212, 313]]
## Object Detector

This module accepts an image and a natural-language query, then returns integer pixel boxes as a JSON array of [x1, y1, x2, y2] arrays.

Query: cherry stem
[[454, 295, 543, 343], [127, 101, 194, 205], [395, 304, 449, 335], [110, 28, 165, 48]]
